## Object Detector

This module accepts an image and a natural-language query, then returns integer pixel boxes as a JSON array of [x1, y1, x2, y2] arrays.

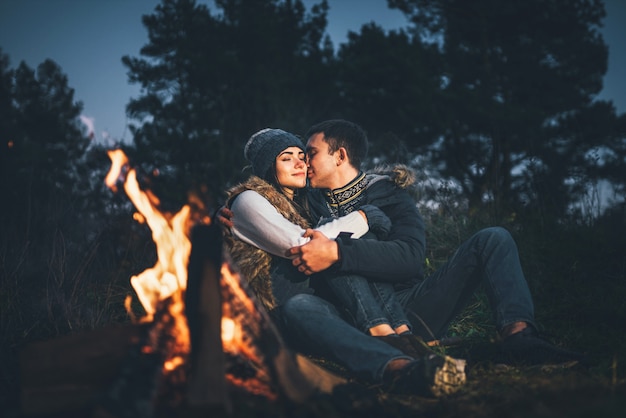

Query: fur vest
[[224, 176, 311, 311]]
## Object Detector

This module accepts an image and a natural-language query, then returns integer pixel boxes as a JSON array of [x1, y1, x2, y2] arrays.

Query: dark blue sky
[[0, 0, 624, 145]]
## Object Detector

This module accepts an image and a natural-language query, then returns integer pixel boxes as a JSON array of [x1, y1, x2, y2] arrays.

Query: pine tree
[[388, 0, 625, 221], [123, 0, 334, 206]]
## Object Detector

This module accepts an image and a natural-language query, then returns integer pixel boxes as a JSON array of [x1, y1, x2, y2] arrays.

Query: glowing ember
[[221, 317, 236, 342]]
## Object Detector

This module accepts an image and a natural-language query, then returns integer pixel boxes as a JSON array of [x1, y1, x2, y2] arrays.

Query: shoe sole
[[429, 355, 467, 397]]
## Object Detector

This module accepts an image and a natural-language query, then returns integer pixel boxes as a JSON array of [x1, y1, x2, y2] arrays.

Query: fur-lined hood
[[368, 164, 416, 190]]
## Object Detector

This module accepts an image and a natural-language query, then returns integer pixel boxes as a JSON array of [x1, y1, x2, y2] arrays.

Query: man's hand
[[216, 206, 234, 229], [288, 229, 340, 275]]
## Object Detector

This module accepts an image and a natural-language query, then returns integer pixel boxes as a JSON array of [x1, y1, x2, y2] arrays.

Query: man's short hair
[[305, 119, 368, 169]]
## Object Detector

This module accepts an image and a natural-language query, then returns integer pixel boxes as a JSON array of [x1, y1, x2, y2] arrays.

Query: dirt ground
[[214, 361, 625, 418], [5, 335, 624, 418], [375, 363, 626, 418], [271, 342, 626, 418]]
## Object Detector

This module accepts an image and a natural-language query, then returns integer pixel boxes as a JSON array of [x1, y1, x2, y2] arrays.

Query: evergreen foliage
[[389, 0, 625, 221], [122, 0, 335, 206]]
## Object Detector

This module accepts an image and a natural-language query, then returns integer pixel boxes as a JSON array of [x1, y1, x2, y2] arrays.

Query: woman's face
[[275, 146, 307, 195]]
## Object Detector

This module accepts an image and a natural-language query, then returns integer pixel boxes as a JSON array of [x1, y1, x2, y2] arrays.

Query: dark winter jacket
[[307, 165, 426, 289]]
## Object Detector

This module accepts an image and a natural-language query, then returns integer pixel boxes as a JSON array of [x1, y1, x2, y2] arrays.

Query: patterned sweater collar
[[324, 171, 368, 216]]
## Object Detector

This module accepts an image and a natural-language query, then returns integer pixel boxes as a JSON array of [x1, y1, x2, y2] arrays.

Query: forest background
[[1, 0, 625, 416]]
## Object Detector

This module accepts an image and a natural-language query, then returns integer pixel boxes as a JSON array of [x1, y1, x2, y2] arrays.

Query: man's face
[[306, 133, 339, 189]]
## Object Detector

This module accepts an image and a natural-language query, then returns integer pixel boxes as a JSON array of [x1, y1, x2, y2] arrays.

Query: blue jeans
[[397, 227, 536, 339], [279, 294, 412, 382], [324, 274, 410, 333]]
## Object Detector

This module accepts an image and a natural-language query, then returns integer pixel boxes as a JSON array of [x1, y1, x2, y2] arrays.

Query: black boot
[[500, 327, 587, 366]]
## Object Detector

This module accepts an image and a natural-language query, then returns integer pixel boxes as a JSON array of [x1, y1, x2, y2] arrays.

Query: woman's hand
[[216, 206, 234, 228]]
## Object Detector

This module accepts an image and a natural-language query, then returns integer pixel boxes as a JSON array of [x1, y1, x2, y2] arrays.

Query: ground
[[4, 320, 625, 418], [249, 340, 626, 418]]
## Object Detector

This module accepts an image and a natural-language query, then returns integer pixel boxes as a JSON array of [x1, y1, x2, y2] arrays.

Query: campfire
[[19, 149, 345, 417]]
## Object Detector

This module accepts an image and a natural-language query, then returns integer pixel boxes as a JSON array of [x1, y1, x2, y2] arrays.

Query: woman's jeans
[[279, 294, 411, 382], [324, 274, 410, 333]]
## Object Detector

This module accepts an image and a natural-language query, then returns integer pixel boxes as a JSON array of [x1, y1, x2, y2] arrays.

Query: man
[[284, 119, 585, 367]]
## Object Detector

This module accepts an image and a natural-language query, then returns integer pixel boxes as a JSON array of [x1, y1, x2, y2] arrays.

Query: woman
[[224, 128, 424, 355]]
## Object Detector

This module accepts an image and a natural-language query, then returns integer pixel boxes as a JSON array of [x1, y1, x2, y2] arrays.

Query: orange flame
[[104, 149, 274, 398], [105, 149, 190, 318], [105, 149, 194, 383]]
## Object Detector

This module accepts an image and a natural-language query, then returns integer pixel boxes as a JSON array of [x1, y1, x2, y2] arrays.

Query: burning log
[[185, 223, 231, 414], [93, 298, 183, 418]]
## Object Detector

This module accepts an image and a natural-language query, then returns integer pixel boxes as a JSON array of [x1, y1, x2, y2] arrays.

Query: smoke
[[80, 115, 96, 140]]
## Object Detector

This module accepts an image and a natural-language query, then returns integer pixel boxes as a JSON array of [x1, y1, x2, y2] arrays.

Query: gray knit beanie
[[244, 128, 305, 178]]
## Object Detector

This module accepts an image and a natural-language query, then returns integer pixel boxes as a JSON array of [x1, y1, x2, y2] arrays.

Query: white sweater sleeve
[[230, 190, 368, 258]]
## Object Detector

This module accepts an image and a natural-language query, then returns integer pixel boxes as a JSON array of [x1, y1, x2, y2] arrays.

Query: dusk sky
[[0, 0, 624, 145]]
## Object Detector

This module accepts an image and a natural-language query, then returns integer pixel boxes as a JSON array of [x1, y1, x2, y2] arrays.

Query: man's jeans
[[279, 294, 412, 382], [397, 227, 536, 340], [325, 274, 410, 333]]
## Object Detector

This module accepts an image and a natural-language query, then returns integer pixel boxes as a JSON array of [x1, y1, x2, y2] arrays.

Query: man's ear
[[337, 147, 348, 165]]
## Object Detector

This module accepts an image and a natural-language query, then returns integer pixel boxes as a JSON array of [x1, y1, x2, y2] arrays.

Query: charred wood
[[185, 223, 231, 414]]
